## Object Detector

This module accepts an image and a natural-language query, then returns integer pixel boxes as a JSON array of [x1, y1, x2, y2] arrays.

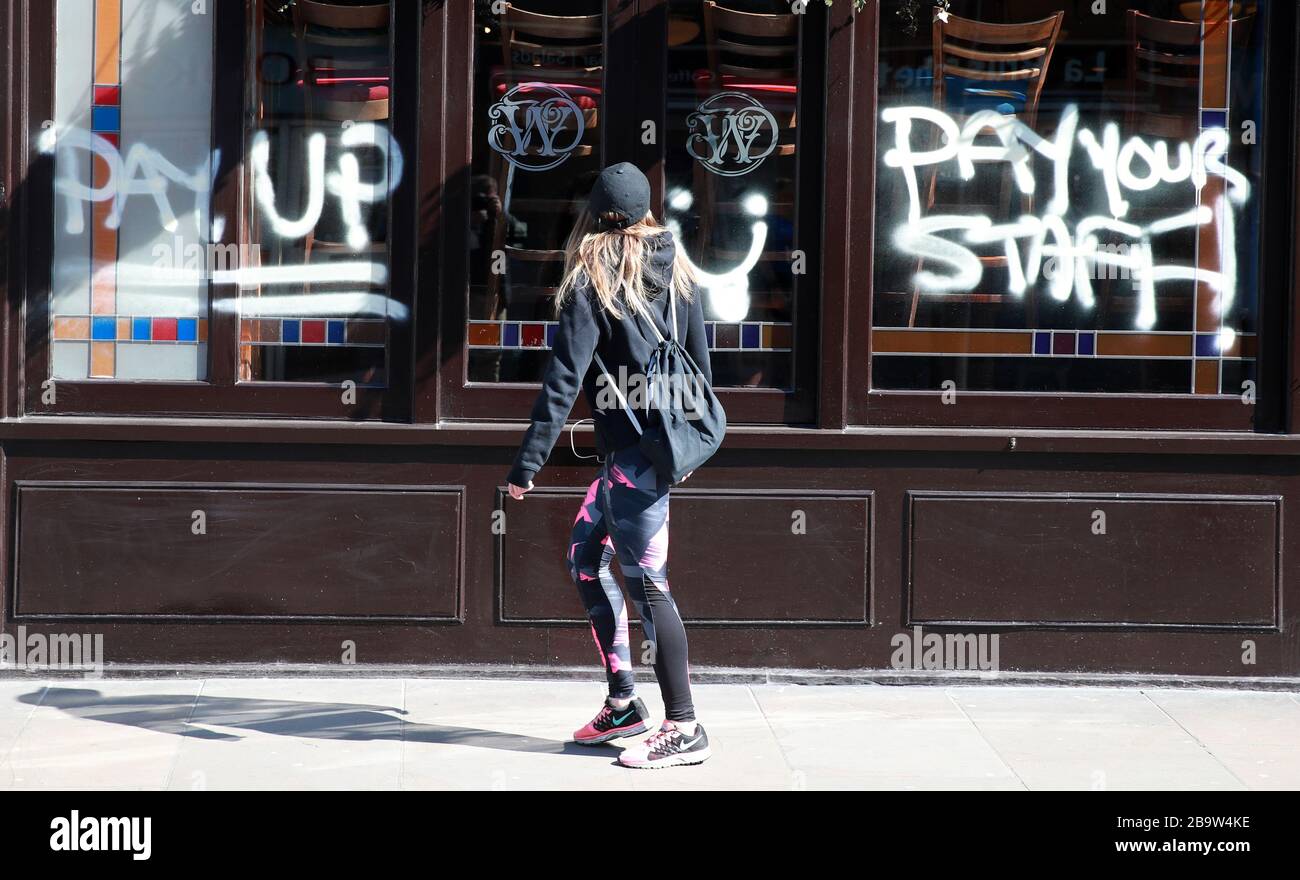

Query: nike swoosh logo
[[678, 734, 703, 749], [611, 711, 636, 725]]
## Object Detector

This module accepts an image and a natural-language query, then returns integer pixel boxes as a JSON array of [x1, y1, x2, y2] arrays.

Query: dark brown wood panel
[[499, 488, 870, 624], [13, 483, 464, 620], [908, 492, 1281, 628]]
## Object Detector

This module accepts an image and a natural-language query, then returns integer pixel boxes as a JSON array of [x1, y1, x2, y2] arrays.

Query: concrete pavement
[[0, 678, 1296, 790]]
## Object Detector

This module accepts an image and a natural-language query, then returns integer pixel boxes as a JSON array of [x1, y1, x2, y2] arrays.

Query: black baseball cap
[[587, 162, 651, 229]]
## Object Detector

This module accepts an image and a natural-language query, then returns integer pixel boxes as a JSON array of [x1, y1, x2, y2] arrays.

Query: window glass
[[49, 0, 213, 381], [467, 1, 605, 383], [873, 0, 1268, 398], [239, 0, 400, 386], [663, 0, 800, 389]]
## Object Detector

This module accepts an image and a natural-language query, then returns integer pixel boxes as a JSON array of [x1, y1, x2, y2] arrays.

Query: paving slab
[[949, 687, 1246, 791], [752, 684, 1023, 789], [1145, 689, 1300, 791]]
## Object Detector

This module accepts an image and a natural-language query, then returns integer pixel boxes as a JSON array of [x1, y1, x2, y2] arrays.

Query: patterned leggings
[[567, 446, 695, 722]]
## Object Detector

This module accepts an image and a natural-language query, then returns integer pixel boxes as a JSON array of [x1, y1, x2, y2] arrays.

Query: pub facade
[[0, 0, 1296, 679]]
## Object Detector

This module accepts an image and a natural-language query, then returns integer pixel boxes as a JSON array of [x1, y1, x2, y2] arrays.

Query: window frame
[[843, 0, 1297, 433], [16, 0, 419, 420]]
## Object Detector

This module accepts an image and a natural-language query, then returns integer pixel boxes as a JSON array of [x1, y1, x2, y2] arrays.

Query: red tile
[[301, 320, 326, 344], [98, 132, 119, 149], [521, 323, 546, 347], [93, 85, 121, 106], [152, 317, 178, 341]]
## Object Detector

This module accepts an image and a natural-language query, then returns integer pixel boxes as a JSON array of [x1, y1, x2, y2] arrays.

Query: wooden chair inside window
[[1126, 10, 1253, 141], [293, 0, 392, 124], [486, 4, 602, 321], [909, 12, 1063, 328]]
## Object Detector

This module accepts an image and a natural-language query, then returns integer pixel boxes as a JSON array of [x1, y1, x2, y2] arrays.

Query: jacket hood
[[644, 230, 677, 295]]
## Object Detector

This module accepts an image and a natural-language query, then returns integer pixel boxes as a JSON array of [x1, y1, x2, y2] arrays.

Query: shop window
[[454, 0, 821, 423], [865, 0, 1277, 427], [32, 0, 414, 417], [663, 0, 800, 390], [239, 0, 399, 387], [466, 0, 607, 385]]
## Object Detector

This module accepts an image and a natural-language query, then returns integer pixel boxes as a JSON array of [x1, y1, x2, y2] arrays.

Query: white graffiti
[[882, 104, 1252, 331], [666, 189, 768, 323], [45, 122, 403, 256], [47, 127, 212, 236], [251, 122, 403, 250]]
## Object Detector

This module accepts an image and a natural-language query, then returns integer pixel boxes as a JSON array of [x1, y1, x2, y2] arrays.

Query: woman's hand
[[508, 481, 534, 500]]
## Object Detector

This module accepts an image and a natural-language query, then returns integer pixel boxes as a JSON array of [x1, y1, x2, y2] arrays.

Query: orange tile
[[872, 329, 1032, 355], [1096, 333, 1193, 358], [1197, 176, 1226, 331], [116, 317, 131, 340], [94, 0, 121, 86], [91, 153, 113, 189], [90, 283, 116, 316], [1194, 359, 1220, 395], [198, 319, 208, 343], [467, 322, 500, 346], [90, 341, 115, 378], [1201, 0, 1230, 108], [53, 317, 90, 340]]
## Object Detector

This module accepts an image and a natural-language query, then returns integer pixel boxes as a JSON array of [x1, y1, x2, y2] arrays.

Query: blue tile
[[91, 316, 117, 341], [132, 317, 152, 341], [177, 318, 198, 341], [741, 323, 760, 349], [705, 323, 715, 347], [502, 323, 519, 348], [327, 320, 345, 344], [545, 324, 557, 347], [1077, 332, 1095, 356], [1196, 333, 1219, 357], [281, 320, 300, 343], [1200, 109, 1227, 129], [1033, 332, 1051, 355], [91, 106, 120, 132]]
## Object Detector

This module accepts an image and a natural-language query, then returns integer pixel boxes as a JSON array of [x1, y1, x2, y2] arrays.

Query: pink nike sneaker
[[573, 697, 651, 745]]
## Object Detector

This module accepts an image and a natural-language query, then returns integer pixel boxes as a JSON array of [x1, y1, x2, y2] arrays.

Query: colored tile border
[[237, 318, 386, 347], [466, 320, 794, 352], [871, 327, 1256, 362], [53, 315, 209, 344]]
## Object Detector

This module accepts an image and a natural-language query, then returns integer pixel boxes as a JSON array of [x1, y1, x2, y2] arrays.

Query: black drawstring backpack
[[592, 284, 727, 485]]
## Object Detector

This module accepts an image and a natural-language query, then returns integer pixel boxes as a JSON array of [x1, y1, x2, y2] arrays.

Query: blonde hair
[[555, 211, 696, 320]]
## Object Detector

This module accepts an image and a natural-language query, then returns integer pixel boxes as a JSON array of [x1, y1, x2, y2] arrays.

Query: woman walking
[[506, 163, 712, 769]]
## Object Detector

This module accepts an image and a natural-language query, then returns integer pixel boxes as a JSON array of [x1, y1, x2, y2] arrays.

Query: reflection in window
[[240, 0, 399, 385], [664, 0, 799, 389], [467, 1, 605, 384], [872, 0, 1267, 398]]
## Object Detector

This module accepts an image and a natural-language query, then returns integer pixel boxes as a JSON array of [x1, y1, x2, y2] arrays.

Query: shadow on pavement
[[19, 687, 615, 757]]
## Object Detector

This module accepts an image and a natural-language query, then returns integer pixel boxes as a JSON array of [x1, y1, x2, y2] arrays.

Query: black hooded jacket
[[507, 231, 712, 487]]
